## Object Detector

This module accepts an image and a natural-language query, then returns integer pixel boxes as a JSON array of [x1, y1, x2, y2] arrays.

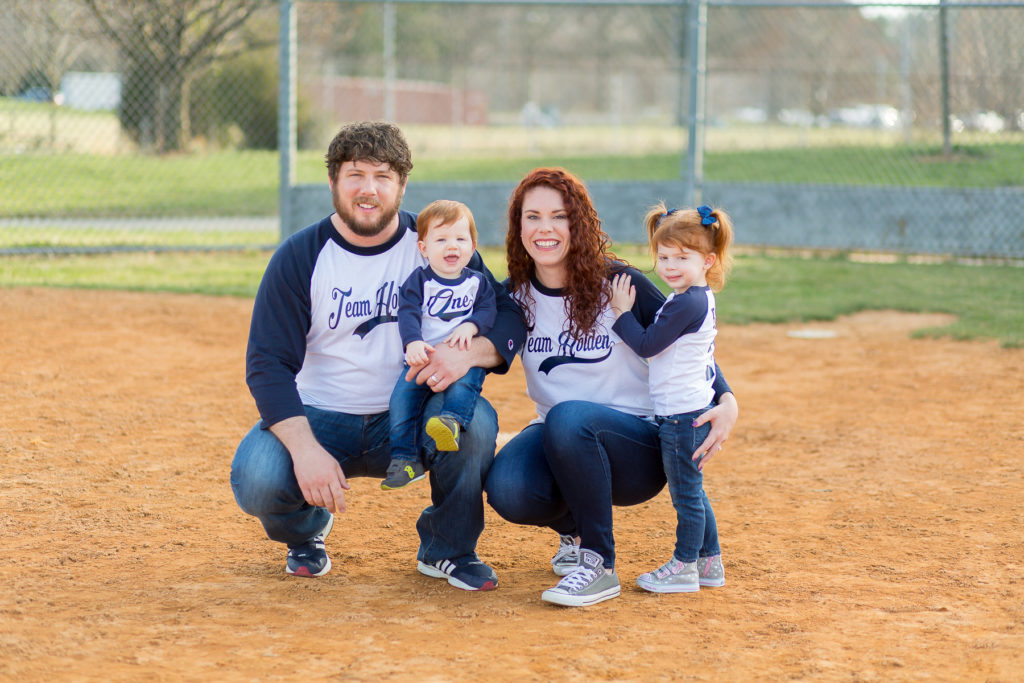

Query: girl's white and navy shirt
[[245, 211, 522, 427], [397, 265, 497, 349], [514, 264, 730, 424], [612, 285, 719, 416]]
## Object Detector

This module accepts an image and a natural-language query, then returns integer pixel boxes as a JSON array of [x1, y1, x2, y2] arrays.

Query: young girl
[[608, 202, 734, 594]]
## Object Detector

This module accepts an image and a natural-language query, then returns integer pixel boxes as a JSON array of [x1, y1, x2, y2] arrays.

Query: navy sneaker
[[381, 458, 427, 490], [285, 513, 334, 578], [417, 554, 498, 591]]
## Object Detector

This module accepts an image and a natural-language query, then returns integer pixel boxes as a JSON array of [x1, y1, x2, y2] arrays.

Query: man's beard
[[333, 188, 401, 238]]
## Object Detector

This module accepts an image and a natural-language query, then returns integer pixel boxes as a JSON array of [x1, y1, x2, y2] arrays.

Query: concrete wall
[[288, 181, 1024, 258]]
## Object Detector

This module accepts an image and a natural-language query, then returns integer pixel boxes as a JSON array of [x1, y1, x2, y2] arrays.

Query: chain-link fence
[[0, 1, 282, 253], [2, 0, 1023, 256]]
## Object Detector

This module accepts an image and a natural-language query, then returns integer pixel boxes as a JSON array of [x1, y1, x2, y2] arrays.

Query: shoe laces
[[558, 566, 598, 591], [552, 535, 579, 563], [289, 532, 326, 558]]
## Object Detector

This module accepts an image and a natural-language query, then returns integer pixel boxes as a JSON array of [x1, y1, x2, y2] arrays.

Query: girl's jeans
[[658, 403, 721, 563]]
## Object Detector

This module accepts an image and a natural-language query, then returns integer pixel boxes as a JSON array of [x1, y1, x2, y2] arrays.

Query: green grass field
[[4, 143, 1023, 221], [2, 248, 1021, 348], [2, 106, 1021, 347]]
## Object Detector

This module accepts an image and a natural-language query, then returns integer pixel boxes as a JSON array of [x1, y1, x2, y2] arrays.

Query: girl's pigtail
[[644, 201, 668, 255]]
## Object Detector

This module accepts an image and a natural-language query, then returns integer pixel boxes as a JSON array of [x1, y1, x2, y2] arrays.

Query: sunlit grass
[[3, 247, 1019, 348]]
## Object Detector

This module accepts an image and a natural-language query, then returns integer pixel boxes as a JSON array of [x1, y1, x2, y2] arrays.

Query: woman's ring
[[430, 374, 439, 384]]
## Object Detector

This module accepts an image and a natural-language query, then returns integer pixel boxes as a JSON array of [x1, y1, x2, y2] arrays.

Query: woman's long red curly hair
[[505, 167, 624, 339]]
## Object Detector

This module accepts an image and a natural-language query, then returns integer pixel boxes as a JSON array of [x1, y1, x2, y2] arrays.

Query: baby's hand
[[445, 322, 479, 350], [609, 273, 636, 317], [405, 340, 434, 367]]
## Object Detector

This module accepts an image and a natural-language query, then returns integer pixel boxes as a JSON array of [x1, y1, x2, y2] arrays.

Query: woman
[[484, 167, 738, 607]]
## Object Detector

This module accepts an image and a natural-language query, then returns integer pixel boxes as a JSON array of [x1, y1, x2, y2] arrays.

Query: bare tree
[[80, 0, 274, 152], [2, 1, 92, 146]]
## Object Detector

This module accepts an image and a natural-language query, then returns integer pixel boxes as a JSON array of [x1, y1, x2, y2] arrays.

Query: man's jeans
[[230, 393, 497, 564], [388, 365, 486, 462]]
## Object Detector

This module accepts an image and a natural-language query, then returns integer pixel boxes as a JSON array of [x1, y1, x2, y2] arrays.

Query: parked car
[[15, 86, 51, 102], [829, 104, 900, 129], [777, 108, 816, 127], [966, 111, 1006, 133]]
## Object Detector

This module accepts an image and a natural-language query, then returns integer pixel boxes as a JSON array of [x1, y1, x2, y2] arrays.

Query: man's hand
[[691, 392, 738, 471], [407, 335, 501, 392], [269, 416, 350, 513]]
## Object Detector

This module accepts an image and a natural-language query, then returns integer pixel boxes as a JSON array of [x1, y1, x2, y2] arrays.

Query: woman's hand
[[691, 392, 738, 471]]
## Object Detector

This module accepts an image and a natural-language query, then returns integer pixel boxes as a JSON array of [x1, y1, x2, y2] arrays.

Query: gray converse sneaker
[[551, 534, 580, 576], [698, 554, 726, 587], [636, 557, 700, 593], [541, 549, 620, 607]]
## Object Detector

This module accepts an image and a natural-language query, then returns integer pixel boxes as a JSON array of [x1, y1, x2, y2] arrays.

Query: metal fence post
[[278, 0, 297, 242], [939, 0, 952, 157], [682, 0, 707, 207]]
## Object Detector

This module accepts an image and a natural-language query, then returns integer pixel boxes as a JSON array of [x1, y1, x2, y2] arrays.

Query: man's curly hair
[[325, 121, 413, 183]]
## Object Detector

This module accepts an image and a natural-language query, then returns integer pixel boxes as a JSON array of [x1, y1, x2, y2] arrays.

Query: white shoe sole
[[699, 577, 725, 588], [541, 584, 620, 607], [636, 578, 699, 593], [417, 560, 495, 591], [552, 564, 576, 577]]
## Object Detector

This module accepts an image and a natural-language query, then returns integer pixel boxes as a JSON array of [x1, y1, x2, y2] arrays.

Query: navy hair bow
[[697, 205, 718, 227], [659, 208, 679, 224]]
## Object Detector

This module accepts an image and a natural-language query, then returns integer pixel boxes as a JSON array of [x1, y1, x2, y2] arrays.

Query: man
[[231, 121, 523, 590]]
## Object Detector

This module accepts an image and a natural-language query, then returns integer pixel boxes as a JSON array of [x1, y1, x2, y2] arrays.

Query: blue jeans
[[486, 400, 670, 570], [388, 365, 486, 462], [230, 395, 497, 564], [658, 405, 721, 563]]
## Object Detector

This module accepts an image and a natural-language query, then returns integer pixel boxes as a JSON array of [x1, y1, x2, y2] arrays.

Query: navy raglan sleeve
[[613, 293, 708, 358], [397, 268, 426, 349], [465, 271, 497, 336], [611, 264, 733, 400], [245, 226, 320, 429], [467, 252, 525, 374], [623, 266, 667, 327]]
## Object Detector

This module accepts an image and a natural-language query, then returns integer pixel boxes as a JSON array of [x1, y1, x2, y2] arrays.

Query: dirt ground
[[2, 286, 1022, 682]]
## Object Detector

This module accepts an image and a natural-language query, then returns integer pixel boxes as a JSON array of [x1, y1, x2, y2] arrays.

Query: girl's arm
[[612, 288, 709, 358]]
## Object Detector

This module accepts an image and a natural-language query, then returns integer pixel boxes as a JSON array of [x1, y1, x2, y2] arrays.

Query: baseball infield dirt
[[2, 286, 1022, 681]]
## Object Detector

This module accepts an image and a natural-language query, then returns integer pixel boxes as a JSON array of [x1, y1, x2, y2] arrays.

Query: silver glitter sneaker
[[636, 557, 700, 593], [698, 554, 726, 587], [551, 534, 580, 576], [541, 549, 620, 607]]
